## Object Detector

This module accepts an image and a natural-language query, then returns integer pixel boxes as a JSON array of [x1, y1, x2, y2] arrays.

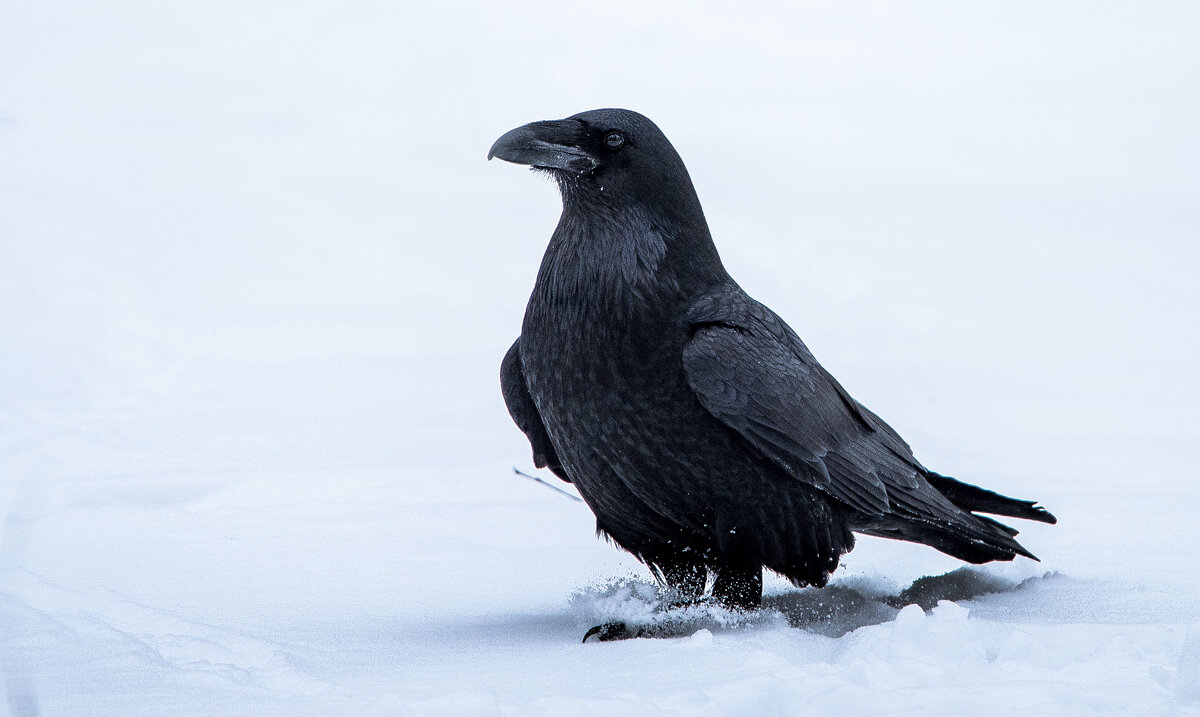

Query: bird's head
[[488, 108, 702, 221]]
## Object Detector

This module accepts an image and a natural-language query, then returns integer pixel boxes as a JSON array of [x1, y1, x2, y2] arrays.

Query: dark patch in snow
[[767, 567, 1039, 637]]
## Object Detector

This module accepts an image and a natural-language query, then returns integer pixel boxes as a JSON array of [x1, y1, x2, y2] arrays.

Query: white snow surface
[[2, 2, 1199, 715]]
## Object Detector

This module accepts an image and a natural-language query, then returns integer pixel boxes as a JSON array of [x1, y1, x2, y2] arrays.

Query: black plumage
[[490, 109, 1055, 611]]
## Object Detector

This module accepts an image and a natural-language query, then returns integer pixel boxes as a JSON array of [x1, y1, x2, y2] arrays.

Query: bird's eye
[[604, 131, 625, 150]]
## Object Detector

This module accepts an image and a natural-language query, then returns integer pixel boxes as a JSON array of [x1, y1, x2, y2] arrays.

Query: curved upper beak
[[488, 119, 597, 174]]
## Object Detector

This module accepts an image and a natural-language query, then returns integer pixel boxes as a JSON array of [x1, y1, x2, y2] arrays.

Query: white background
[[2, 1, 1198, 714]]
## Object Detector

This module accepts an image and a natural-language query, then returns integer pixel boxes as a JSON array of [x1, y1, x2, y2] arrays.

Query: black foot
[[583, 621, 638, 642], [582, 619, 702, 643]]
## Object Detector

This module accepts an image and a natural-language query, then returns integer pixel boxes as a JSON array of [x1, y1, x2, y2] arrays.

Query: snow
[[2, 1, 1199, 715]]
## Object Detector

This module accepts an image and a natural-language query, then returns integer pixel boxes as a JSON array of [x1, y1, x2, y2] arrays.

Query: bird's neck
[[532, 197, 725, 320], [549, 202, 666, 289]]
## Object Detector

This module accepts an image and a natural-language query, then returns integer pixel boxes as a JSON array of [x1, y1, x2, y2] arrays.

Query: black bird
[[490, 109, 1055, 625]]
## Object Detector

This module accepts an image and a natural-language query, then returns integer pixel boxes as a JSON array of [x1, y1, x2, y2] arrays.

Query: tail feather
[[974, 513, 1020, 537], [855, 471, 1054, 565], [924, 471, 1057, 525], [856, 521, 1031, 564]]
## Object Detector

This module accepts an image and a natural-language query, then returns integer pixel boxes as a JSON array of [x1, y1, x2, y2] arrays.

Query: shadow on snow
[[571, 567, 1060, 640]]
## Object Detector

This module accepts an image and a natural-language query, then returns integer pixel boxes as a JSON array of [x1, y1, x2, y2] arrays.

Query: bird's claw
[[582, 621, 640, 643], [583, 617, 711, 642]]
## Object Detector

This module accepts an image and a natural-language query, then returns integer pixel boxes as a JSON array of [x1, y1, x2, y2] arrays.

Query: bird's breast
[[522, 287, 705, 452]]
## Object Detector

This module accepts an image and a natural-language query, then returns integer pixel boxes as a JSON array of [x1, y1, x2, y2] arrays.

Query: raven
[[490, 109, 1055, 624]]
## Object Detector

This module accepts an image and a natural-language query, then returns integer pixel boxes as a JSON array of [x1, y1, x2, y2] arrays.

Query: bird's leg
[[584, 565, 762, 642], [583, 555, 710, 643], [711, 565, 763, 610], [655, 557, 708, 605], [584, 563, 762, 643]]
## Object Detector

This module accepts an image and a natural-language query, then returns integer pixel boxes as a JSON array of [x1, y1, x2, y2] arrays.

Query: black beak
[[488, 119, 597, 174]]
